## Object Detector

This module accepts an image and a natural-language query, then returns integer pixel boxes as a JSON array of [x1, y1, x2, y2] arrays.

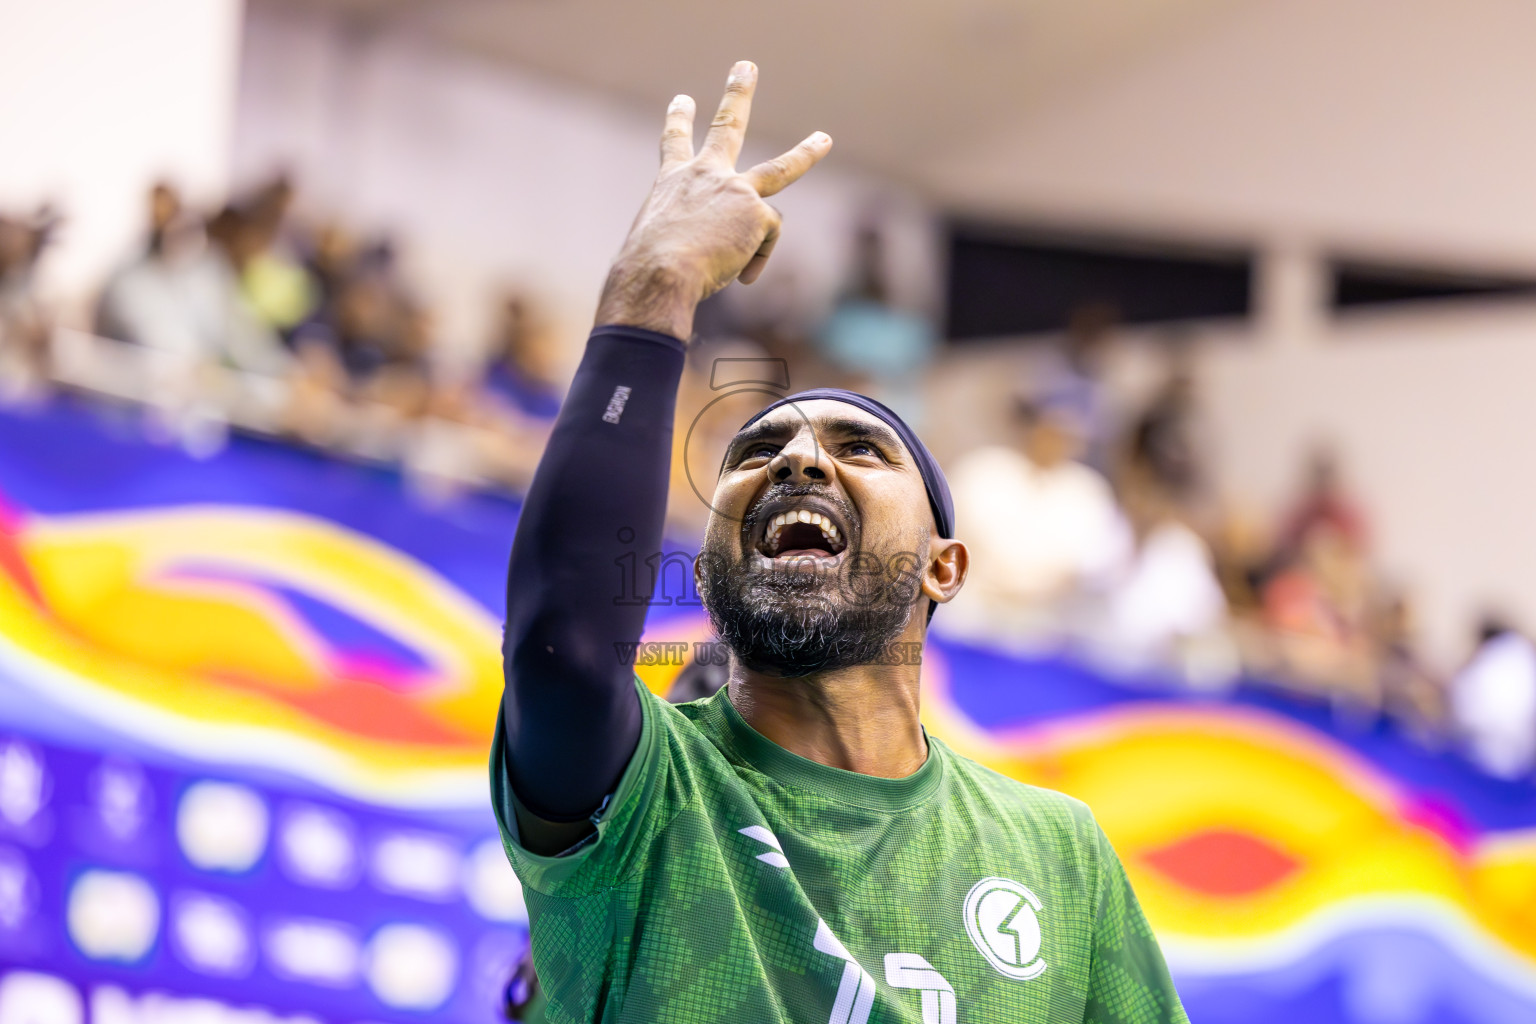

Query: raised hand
[[596, 61, 832, 340]]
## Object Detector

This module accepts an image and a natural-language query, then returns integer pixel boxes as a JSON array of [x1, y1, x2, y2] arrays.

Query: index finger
[[743, 131, 833, 197], [701, 61, 757, 166]]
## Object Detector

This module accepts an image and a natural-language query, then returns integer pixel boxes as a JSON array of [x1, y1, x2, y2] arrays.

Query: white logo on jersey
[[884, 953, 956, 1024], [738, 825, 790, 868], [962, 877, 1047, 980], [815, 919, 876, 1024]]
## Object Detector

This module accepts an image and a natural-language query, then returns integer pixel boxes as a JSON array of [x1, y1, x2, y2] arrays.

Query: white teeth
[[761, 507, 845, 556]]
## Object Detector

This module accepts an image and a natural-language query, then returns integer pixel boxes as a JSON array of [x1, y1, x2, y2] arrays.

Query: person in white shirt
[[1451, 620, 1536, 781], [1092, 463, 1234, 686], [941, 395, 1128, 650]]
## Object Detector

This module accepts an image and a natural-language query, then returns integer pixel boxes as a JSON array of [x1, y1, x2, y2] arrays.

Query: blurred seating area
[[3, 178, 563, 497], [2, 175, 1533, 791]]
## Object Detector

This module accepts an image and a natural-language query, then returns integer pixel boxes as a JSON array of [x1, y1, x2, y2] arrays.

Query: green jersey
[[492, 682, 1188, 1024]]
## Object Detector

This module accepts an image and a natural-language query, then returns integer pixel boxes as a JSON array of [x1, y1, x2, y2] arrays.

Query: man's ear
[[921, 536, 968, 608]]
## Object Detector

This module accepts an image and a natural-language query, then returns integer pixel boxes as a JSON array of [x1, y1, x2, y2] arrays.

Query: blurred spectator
[[1034, 303, 1118, 471], [303, 220, 359, 312], [97, 184, 289, 376], [1276, 446, 1369, 562], [1258, 518, 1376, 713], [0, 206, 59, 402], [1451, 617, 1536, 781], [696, 266, 823, 390], [1094, 463, 1234, 686], [1374, 591, 1445, 744], [404, 292, 573, 498], [943, 395, 1128, 649], [1125, 339, 1204, 508], [1229, 443, 1378, 713], [817, 222, 935, 427], [482, 295, 563, 424], [352, 302, 437, 460], [1210, 505, 1270, 618], [284, 239, 415, 449], [236, 175, 318, 337]]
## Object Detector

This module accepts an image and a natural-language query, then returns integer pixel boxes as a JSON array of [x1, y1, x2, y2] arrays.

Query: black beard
[[699, 534, 925, 678]]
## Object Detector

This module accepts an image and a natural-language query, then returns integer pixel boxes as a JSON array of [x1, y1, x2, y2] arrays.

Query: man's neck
[[725, 656, 928, 780]]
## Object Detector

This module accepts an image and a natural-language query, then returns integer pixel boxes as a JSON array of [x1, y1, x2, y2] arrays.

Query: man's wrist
[[594, 257, 704, 342]]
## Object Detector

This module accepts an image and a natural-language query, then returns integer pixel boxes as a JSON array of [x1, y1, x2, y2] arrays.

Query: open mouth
[[754, 504, 850, 561]]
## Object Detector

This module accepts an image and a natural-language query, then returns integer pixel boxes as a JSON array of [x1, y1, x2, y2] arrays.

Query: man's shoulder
[[934, 738, 1096, 832], [641, 686, 743, 774]]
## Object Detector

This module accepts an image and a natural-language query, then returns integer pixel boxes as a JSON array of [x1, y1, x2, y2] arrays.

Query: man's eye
[[745, 446, 777, 461], [847, 442, 876, 457]]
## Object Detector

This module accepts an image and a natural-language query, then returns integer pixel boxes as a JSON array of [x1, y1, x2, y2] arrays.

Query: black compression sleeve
[[500, 324, 686, 822]]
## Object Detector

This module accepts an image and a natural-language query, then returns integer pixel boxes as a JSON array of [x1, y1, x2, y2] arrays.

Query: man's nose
[[767, 430, 828, 483]]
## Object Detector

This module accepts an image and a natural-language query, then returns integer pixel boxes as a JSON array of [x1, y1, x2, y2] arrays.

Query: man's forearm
[[501, 322, 686, 821]]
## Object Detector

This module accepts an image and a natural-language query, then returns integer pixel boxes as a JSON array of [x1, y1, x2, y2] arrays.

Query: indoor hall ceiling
[[265, 0, 1246, 197]]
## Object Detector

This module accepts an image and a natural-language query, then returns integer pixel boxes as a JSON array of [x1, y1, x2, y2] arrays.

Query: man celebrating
[[493, 61, 1187, 1024]]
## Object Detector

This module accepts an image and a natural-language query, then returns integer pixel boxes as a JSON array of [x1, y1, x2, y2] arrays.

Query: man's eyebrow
[[817, 417, 907, 459], [724, 419, 792, 461], [721, 413, 909, 470]]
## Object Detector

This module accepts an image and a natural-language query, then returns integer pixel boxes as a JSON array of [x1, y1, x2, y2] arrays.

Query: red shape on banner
[[1142, 828, 1300, 897]]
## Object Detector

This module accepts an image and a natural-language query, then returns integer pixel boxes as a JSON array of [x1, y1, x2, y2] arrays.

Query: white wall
[[232, 3, 938, 372], [0, 0, 245, 319], [926, 0, 1536, 265]]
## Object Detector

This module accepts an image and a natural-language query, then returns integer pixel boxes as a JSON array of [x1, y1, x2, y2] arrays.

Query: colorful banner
[[0, 399, 1532, 1024]]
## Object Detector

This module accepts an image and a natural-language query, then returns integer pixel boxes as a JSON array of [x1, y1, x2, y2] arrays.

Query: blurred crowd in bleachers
[[2, 176, 1534, 787], [1, 178, 564, 494]]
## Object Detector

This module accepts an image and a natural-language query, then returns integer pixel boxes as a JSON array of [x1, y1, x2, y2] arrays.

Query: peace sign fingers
[[744, 131, 834, 198], [660, 94, 697, 167]]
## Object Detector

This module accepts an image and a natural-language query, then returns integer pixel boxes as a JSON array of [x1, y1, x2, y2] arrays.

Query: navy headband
[[740, 388, 955, 541]]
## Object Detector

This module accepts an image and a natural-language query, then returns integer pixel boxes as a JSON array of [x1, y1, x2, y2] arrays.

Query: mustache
[[741, 482, 858, 534]]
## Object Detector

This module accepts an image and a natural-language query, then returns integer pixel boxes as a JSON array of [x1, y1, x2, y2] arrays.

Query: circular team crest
[[963, 877, 1047, 980]]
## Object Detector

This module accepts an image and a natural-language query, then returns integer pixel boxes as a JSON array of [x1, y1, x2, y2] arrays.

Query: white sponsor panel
[[67, 871, 160, 963], [0, 972, 82, 1024], [0, 741, 46, 829], [462, 837, 526, 923], [365, 924, 458, 1011], [278, 804, 358, 889], [263, 918, 361, 987], [370, 832, 459, 901], [172, 892, 254, 977], [0, 847, 34, 932], [177, 782, 268, 872]]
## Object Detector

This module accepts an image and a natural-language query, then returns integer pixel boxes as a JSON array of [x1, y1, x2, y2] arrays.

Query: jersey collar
[[710, 690, 945, 812]]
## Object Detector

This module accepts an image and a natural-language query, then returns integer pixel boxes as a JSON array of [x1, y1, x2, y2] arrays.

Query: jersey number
[[814, 920, 955, 1024]]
